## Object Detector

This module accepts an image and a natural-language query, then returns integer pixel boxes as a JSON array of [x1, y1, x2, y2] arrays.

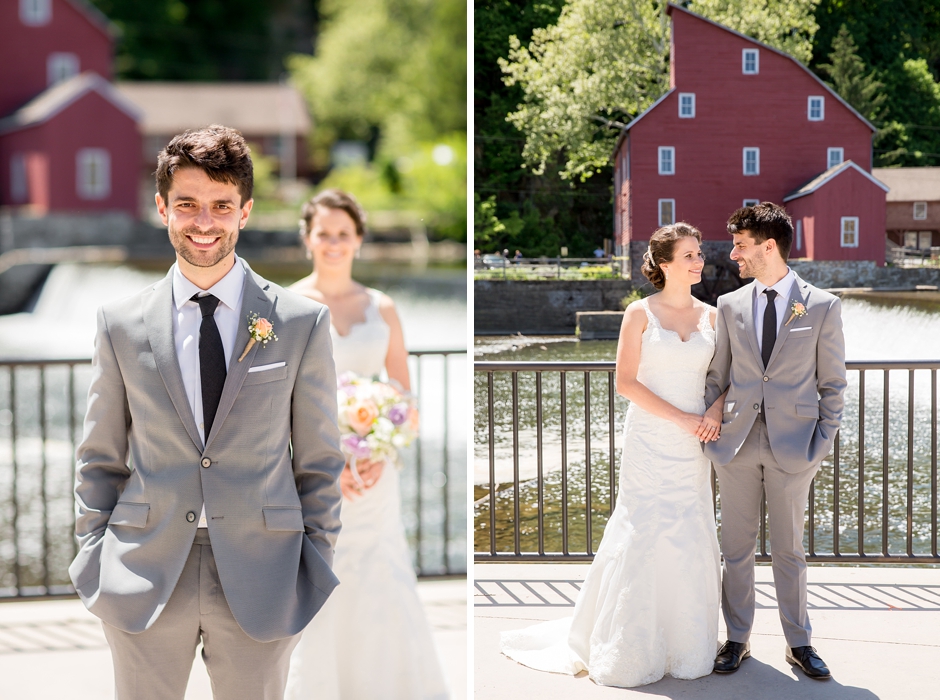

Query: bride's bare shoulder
[[288, 276, 325, 302]]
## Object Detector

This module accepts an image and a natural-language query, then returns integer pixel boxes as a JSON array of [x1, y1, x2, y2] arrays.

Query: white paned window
[[658, 146, 675, 175], [743, 148, 760, 176], [795, 220, 802, 251], [678, 93, 695, 118], [10, 154, 28, 202], [914, 202, 927, 220], [20, 0, 51, 25], [76, 149, 110, 200], [841, 216, 859, 247], [904, 231, 918, 248], [47, 53, 79, 86], [743, 199, 759, 207], [808, 96, 825, 121], [920, 231, 932, 249], [827, 147, 844, 169], [658, 199, 675, 226], [742, 49, 759, 74]]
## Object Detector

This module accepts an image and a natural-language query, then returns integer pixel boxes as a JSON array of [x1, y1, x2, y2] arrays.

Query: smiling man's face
[[156, 167, 252, 277]]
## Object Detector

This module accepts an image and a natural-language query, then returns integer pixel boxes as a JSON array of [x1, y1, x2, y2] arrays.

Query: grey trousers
[[714, 416, 818, 648], [102, 530, 300, 700]]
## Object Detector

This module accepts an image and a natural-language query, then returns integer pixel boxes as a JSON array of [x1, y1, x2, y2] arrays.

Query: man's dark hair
[[156, 125, 253, 206], [727, 201, 793, 261]]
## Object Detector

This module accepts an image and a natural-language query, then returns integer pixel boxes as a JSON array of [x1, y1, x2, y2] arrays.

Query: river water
[[0, 260, 467, 591], [474, 292, 940, 559]]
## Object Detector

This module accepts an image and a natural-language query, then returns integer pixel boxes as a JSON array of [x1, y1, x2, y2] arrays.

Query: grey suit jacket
[[68, 260, 345, 642], [703, 273, 847, 473]]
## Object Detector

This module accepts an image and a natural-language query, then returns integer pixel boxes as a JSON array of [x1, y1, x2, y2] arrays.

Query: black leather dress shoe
[[786, 646, 831, 680], [714, 640, 750, 673]]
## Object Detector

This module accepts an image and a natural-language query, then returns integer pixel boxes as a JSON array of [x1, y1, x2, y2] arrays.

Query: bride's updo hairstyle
[[300, 188, 367, 239], [641, 223, 703, 290]]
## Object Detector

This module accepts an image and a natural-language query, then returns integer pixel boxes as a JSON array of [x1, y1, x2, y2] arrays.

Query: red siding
[[787, 167, 886, 264], [0, 0, 112, 116], [623, 6, 876, 258], [0, 90, 140, 215]]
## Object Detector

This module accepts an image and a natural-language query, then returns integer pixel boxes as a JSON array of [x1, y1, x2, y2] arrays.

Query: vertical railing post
[[511, 371, 520, 556], [584, 372, 592, 555], [536, 372, 544, 556], [858, 370, 866, 557], [882, 370, 890, 557], [560, 371, 569, 556]]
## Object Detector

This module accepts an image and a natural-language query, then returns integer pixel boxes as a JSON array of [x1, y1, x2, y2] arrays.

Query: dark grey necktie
[[761, 288, 778, 369], [193, 293, 226, 440]]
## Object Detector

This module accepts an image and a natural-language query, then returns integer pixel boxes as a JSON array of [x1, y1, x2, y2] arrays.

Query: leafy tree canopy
[[500, 0, 820, 181]]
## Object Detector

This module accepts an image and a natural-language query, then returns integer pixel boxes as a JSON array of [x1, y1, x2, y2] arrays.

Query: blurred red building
[[613, 3, 888, 263], [0, 0, 141, 216]]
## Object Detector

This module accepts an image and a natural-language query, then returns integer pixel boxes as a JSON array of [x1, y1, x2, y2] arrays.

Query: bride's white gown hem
[[286, 288, 449, 700], [501, 298, 721, 688]]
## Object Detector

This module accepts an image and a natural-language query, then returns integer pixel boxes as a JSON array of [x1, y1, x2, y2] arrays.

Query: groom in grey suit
[[69, 125, 345, 699], [704, 202, 846, 680]]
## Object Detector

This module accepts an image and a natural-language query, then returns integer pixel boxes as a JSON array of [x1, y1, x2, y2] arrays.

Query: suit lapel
[[735, 283, 764, 368], [766, 273, 809, 369], [142, 271, 204, 451], [203, 261, 277, 451]]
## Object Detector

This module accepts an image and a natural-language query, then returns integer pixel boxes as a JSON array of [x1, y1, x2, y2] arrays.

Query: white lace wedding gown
[[286, 288, 449, 700], [501, 298, 721, 687]]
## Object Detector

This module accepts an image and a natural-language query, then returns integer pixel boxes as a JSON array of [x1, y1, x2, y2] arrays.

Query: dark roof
[[783, 160, 889, 202]]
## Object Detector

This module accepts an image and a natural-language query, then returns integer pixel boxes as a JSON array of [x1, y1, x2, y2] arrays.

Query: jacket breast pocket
[[263, 506, 304, 531], [242, 365, 288, 386], [108, 502, 150, 528]]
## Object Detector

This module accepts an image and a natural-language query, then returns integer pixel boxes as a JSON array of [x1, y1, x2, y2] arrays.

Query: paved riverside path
[[0, 577, 466, 699], [476, 563, 940, 700]]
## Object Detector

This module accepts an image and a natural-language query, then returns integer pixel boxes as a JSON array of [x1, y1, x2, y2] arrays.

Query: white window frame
[[795, 220, 803, 252], [10, 154, 28, 202], [678, 93, 696, 118], [827, 147, 844, 169], [808, 96, 825, 121], [658, 146, 675, 175], [840, 216, 859, 248], [742, 199, 759, 208], [914, 202, 928, 220], [742, 49, 759, 75], [20, 0, 51, 26], [904, 231, 918, 248], [743, 148, 760, 176], [919, 231, 932, 249], [658, 199, 675, 226], [76, 148, 110, 200], [47, 53, 79, 86]]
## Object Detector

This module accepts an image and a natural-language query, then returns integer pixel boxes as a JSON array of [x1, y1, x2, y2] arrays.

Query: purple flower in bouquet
[[342, 434, 372, 460], [387, 402, 410, 426]]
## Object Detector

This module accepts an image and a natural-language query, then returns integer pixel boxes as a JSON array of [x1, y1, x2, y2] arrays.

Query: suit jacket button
[[753, 403, 760, 410], [763, 376, 769, 382], [201, 458, 211, 468], [186, 511, 196, 523]]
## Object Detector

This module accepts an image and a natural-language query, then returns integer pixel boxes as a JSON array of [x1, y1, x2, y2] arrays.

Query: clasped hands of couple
[[684, 399, 723, 444]]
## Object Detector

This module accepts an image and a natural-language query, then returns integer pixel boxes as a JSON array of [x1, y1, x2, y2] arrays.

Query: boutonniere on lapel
[[785, 301, 807, 326], [238, 313, 278, 362]]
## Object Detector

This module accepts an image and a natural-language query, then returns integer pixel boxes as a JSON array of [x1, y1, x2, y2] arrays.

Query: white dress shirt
[[171, 258, 245, 527], [752, 268, 796, 354]]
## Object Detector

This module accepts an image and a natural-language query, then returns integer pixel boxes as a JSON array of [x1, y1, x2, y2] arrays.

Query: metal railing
[[475, 360, 940, 565], [0, 350, 466, 599]]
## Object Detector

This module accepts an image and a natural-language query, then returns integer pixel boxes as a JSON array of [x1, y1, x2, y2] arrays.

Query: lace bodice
[[330, 288, 390, 379], [636, 298, 715, 415]]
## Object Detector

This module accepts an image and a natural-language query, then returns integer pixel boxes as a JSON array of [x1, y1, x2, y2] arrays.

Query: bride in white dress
[[501, 223, 725, 687], [286, 189, 449, 700]]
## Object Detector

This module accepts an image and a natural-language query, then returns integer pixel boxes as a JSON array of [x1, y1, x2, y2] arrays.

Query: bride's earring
[[663, 267, 669, 280]]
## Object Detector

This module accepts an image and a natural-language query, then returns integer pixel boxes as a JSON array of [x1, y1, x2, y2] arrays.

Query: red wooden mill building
[[613, 3, 888, 264]]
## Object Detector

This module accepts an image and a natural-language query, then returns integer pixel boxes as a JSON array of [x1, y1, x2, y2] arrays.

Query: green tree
[[500, 0, 820, 182], [817, 25, 886, 122], [288, 0, 466, 165]]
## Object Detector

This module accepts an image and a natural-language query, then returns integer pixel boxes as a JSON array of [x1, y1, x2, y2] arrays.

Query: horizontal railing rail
[[0, 350, 466, 600], [474, 359, 940, 565]]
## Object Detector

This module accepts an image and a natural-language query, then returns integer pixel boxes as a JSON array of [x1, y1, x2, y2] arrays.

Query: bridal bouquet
[[336, 372, 419, 483]]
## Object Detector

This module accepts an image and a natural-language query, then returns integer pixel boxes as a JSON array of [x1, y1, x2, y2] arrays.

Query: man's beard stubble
[[170, 224, 238, 268]]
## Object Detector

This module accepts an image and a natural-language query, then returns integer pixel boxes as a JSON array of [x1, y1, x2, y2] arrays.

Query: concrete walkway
[[475, 563, 940, 700], [0, 578, 466, 700]]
